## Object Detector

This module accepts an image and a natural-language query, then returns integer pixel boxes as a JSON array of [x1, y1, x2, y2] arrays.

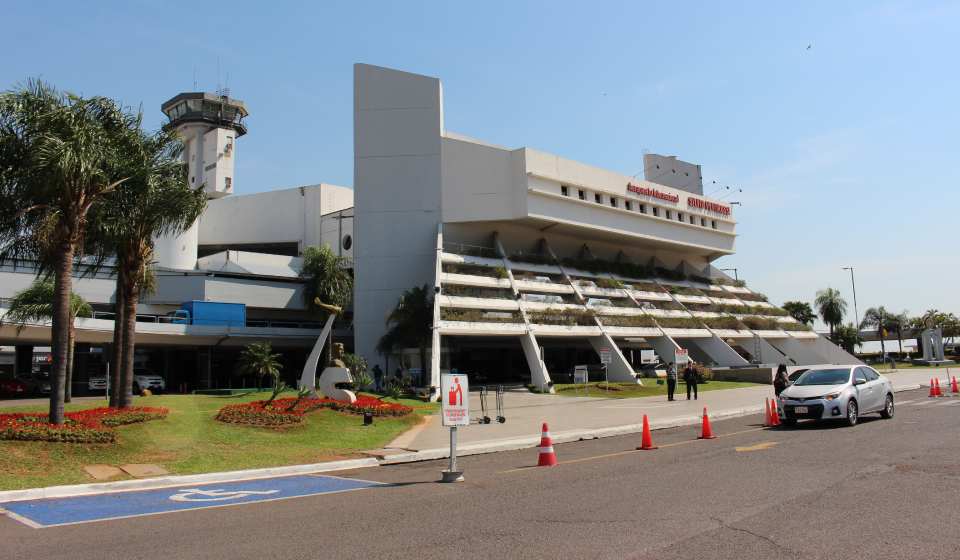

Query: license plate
[[795, 406, 808, 414]]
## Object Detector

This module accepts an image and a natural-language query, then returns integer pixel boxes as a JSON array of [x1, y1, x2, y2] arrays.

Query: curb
[[0, 457, 378, 505]]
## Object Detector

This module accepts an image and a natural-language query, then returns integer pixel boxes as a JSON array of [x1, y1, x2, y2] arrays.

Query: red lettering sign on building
[[685, 196, 731, 215], [626, 182, 680, 203]]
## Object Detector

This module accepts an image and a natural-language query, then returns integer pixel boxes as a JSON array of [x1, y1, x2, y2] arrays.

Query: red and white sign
[[626, 182, 680, 203], [600, 347, 612, 364], [674, 349, 689, 365], [441, 374, 470, 427], [686, 196, 731, 215]]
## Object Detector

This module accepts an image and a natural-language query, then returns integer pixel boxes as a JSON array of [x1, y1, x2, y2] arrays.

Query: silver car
[[777, 365, 895, 427]]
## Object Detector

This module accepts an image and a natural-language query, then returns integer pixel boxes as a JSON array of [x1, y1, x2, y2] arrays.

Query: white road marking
[[169, 488, 279, 502]]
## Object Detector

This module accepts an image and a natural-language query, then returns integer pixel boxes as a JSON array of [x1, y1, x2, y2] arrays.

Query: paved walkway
[[368, 368, 953, 464]]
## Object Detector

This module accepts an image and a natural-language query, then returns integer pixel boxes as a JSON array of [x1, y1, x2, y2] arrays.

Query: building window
[[190, 176, 194, 184], [595, 193, 602, 204], [610, 197, 617, 208], [677, 212, 683, 222], [639, 204, 645, 214], [342, 234, 353, 250], [701, 218, 706, 226], [625, 201, 632, 211], [711, 220, 717, 229], [690, 216, 695, 224], [665, 210, 672, 220], [579, 190, 585, 200], [224, 177, 232, 187], [561, 186, 568, 196], [652, 207, 659, 217]]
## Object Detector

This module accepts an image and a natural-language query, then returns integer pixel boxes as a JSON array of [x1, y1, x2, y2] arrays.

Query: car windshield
[[788, 369, 809, 381], [793, 368, 851, 386]]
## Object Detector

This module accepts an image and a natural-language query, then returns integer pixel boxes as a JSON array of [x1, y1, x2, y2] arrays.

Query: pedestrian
[[684, 361, 698, 400], [774, 363, 788, 397], [394, 365, 404, 385], [665, 362, 677, 401], [372, 364, 384, 391]]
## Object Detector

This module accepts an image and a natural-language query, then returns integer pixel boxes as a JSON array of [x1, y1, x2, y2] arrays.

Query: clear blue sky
[[2, 1, 957, 344]]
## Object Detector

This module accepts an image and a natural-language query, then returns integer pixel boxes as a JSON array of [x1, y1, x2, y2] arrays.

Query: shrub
[[559, 257, 657, 280], [740, 315, 779, 331], [778, 322, 814, 332], [733, 279, 748, 288], [441, 308, 523, 323], [0, 406, 168, 444], [693, 363, 714, 383], [632, 282, 664, 293], [492, 264, 509, 279], [737, 292, 769, 303], [442, 285, 513, 299], [654, 266, 686, 281], [527, 307, 598, 326], [599, 314, 658, 328], [703, 289, 735, 299], [215, 395, 413, 427], [654, 316, 705, 329], [688, 274, 713, 285], [717, 303, 754, 315], [596, 277, 626, 290], [700, 316, 745, 330], [445, 265, 459, 274], [610, 299, 636, 308], [508, 253, 557, 266], [753, 306, 788, 317]]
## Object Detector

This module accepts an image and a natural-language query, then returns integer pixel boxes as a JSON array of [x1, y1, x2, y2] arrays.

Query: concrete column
[[687, 335, 750, 367], [588, 334, 638, 383], [14, 345, 33, 375], [766, 336, 830, 366], [520, 331, 553, 393], [644, 335, 684, 364]]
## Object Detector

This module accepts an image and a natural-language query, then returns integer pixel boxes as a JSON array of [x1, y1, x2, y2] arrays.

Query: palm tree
[[814, 288, 847, 339], [0, 80, 132, 424], [1, 278, 91, 402], [859, 306, 890, 355], [376, 284, 434, 381], [236, 342, 283, 392], [96, 124, 206, 409], [782, 301, 816, 325], [885, 310, 909, 355], [298, 243, 354, 368]]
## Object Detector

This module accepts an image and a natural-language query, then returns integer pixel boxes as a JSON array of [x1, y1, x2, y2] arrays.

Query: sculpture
[[299, 300, 357, 403]]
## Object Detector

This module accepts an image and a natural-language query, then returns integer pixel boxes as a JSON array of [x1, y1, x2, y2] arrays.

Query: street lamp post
[[842, 267, 859, 329]]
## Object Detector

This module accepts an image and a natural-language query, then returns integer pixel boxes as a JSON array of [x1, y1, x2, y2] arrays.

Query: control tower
[[154, 90, 250, 269]]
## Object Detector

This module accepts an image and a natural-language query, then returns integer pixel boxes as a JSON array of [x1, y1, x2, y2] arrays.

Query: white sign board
[[574, 366, 588, 384], [440, 374, 470, 427], [600, 347, 612, 364], [674, 349, 689, 365]]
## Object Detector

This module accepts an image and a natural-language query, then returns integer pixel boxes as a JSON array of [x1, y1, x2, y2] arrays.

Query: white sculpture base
[[316, 366, 356, 403]]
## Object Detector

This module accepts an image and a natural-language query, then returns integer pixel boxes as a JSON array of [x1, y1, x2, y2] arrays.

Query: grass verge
[[551, 380, 764, 399], [0, 391, 438, 492]]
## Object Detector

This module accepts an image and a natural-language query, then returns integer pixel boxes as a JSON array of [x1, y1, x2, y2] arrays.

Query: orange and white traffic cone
[[771, 401, 781, 426], [637, 414, 658, 450], [929, 379, 936, 397], [952, 376, 958, 393], [537, 423, 558, 466], [935, 378, 943, 397], [698, 408, 717, 439], [764, 399, 773, 427]]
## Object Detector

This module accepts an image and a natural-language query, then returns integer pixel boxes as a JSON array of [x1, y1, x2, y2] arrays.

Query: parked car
[[638, 363, 670, 378], [88, 367, 166, 394], [777, 365, 894, 427], [786, 368, 809, 387], [15, 372, 51, 397], [0, 375, 29, 397]]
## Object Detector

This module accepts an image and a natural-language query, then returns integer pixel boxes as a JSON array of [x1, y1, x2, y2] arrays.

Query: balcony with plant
[[654, 316, 707, 330], [737, 291, 769, 303], [441, 285, 513, 300], [738, 315, 780, 331], [443, 242, 503, 259], [666, 285, 702, 296], [443, 263, 509, 279], [699, 316, 746, 331], [687, 274, 715, 286], [526, 307, 598, 326], [599, 314, 659, 328], [701, 289, 735, 299], [778, 322, 814, 332], [630, 282, 665, 293], [440, 308, 523, 324]]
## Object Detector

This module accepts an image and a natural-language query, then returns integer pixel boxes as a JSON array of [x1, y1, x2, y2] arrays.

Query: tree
[[0, 80, 132, 424], [859, 306, 891, 355], [298, 243, 354, 369], [884, 310, 910, 354], [236, 342, 283, 392], [1, 278, 91, 401], [376, 284, 434, 383], [782, 301, 816, 325], [830, 322, 864, 354], [96, 124, 206, 409], [814, 288, 847, 339]]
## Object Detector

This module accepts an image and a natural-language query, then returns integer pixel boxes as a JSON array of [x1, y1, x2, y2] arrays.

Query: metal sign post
[[600, 347, 612, 397], [440, 374, 469, 482]]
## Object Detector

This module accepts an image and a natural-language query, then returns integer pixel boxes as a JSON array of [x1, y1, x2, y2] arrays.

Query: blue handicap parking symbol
[[1, 474, 383, 528]]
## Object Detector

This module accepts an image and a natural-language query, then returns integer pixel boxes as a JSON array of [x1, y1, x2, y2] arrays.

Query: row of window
[[559, 185, 718, 229]]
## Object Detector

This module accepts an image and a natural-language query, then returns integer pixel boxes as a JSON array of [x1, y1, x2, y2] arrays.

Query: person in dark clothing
[[665, 362, 677, 401], [372, 364, 384, 391], [394, 366, 404, 384], [684, 361, 698, 400], [774, 363, 789, 397]]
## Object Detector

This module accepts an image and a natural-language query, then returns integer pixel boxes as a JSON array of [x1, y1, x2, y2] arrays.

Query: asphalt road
[[2, 388, 958, 559]]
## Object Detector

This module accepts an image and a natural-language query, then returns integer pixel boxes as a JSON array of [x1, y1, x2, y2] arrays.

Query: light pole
[[842, 267, 859, 329]]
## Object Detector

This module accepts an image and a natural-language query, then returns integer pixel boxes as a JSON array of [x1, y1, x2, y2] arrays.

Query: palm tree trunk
[[109, 277, 124, 408], [49, 240, 74, 425], [118, 273, 139, 409], [65, 321, 75, 403]]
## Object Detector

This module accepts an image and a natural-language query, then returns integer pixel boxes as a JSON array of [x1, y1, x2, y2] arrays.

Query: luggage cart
[[476, 385, 507, 424]]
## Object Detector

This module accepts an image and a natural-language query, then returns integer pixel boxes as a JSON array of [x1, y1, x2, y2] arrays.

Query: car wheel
[[783, 419, 797, 428], [844, 400, 858, 427], [880, 394, 895, 419], [132, 383, 140, 395]]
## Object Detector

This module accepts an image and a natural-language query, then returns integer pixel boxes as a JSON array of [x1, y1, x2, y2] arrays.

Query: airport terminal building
[[0, 64, 860, 394]]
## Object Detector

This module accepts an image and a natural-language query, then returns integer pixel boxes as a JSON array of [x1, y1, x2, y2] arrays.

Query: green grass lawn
[[550, 380, 764, 399], [0, 392, 439, 492]]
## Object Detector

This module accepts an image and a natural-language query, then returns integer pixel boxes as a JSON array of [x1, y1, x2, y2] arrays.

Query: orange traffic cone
[[764, 399, 773, 427], [929, 379, 936, 397], [935, 378, 943, 397], [698, 407, 717, 439], [537, 423, 558, 466], [772, 401, 781, 426], [952, 376, 958, 393], [637, 414, 658, 450]]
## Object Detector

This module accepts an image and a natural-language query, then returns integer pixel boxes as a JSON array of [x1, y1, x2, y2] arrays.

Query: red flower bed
[[0, 406, 169, 444], [215, 395, 414, 427]]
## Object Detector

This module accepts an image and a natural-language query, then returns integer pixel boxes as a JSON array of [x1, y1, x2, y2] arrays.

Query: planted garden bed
[[599, 314, 659, 328], [215, 396, 413, 427], [440, 308, 523, 323], [0, 407, 168, 444], [527, 307, 597, 326]]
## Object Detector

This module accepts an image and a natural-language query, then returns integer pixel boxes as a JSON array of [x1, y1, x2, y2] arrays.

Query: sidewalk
[[365, 367, 950, 464]]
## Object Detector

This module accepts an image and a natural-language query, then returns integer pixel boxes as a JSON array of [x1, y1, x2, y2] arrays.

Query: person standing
[[372, 364, 384, 391], [394, 365, 404, 385], [665, 362, 677, 401], [684, 361, 698, 400], [774, 363, 788, 397]]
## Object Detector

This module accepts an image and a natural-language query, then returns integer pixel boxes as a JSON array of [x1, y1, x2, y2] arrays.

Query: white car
[[88, 368, 166, 394], [778, 365, 894, 427]]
